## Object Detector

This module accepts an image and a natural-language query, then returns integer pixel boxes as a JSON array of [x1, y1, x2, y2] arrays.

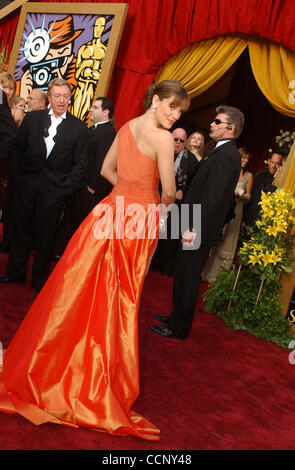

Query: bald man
[[27, 89, 48, 111]]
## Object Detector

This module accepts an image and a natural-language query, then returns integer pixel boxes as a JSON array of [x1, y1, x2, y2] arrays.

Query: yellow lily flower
[[252, 243, 264, 251], [256, 219, 266, 228], [262, 251, 273, 265], [275, 221, 288, 233], [248, 253, 262, 266], [266, 225, 279, 237], [268, 252, 282, 265]]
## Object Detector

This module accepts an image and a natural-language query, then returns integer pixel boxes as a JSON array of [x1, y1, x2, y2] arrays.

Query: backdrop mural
[[10, 3, 128, 122]]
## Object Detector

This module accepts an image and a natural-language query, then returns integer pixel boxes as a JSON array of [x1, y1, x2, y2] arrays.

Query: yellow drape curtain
[[157, 35, 295, 119], [274, 142, 295, 195], [156, 35, 248, 98], [249, 39, 295, 118], [285, 150, 295, 195]]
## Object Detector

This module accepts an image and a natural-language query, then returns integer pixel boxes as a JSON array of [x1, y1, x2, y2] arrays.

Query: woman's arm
[[242, 173, 254, 201], [100, 135, 118, 186], [156, 131, 176, 209]]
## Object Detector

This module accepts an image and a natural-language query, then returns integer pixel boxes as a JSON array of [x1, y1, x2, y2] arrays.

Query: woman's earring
[[151, 104, 157, 114]]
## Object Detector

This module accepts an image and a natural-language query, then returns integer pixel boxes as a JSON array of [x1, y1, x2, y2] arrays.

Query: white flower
[[273, 129, 295, 153]]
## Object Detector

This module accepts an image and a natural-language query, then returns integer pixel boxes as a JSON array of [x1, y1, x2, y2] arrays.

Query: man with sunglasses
[[150, 106, 244, 339], [159, 127, 198, 277]]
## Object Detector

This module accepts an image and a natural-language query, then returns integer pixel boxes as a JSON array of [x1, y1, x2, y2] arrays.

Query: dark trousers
[[158, 204, 181, 275], [159, 228, 179, 276], [53, 187, 94, 257], [6, 176, 64, 289], [167, 243, 211, 338]]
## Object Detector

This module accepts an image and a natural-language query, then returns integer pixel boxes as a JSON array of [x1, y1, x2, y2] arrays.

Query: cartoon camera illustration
[[30, 58, 59, 89]]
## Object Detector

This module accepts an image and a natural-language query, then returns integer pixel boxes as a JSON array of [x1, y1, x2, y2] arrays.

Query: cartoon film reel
[[23, 28, 51, 64]]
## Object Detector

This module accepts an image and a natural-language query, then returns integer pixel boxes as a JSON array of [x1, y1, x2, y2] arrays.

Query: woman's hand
[[175, 189, 183, 200]]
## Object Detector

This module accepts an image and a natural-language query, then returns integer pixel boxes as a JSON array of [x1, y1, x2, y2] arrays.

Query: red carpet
[[0, 243, 295, 450]]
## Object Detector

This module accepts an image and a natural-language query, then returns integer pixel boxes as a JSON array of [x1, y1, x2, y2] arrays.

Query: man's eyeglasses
[[174, 138, 185, 143], [214, 118, 230, 126]]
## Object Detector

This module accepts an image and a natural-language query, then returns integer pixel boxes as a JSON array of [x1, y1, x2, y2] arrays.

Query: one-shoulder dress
[[0, 123, 161, 441]]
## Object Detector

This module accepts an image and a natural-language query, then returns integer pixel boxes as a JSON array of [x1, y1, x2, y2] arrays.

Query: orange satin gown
[[0, 123, 161, 441]]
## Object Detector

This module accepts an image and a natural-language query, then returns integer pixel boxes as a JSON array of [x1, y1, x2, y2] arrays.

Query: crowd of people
[[0, 72, 116, 290], [0, 74, 286, 440]]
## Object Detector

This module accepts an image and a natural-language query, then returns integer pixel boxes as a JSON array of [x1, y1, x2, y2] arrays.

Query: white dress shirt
[[44, 108, 67, 158], [215, 139, 231, 148]]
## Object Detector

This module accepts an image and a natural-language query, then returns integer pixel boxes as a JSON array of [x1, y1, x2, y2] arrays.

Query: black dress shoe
[[149, 324, 186, 339], [154, 314, 169, 324], [0, 276, 25, 284]]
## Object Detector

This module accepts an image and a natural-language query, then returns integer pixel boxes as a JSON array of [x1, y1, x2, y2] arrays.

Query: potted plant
[[204, 188, 295, 348]]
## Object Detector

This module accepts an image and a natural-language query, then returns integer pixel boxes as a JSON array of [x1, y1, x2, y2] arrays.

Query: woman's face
[[153, 95, 183, 129], [14, 100, 26, 112], [241, 153, 250, 168], [11, 99, 26, 125], [1, 82, 14, 100], [190, 133, 204, 148]]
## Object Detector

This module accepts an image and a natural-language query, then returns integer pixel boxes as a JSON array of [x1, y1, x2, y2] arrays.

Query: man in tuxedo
[[150, 106, 244, 339], [53, 97, 116, 258], [0, 78, 88, 292], [243, 151, 283, 228], [159, 127, 198, 276], [83, 96, 116, 210]]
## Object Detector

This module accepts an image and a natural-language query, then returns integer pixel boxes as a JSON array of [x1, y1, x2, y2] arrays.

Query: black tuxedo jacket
[[243, 169, 276, 227], [184, 140, 241, 246], [0, 89, 18, 167], [87, 121, 116, 201], [12, 109, 88, 199]]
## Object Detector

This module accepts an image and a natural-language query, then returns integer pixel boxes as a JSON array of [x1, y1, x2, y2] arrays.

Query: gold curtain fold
[[284, 144, 295, 195], [249, 39, 295, 118], [157, 35, 295, 119], [156, 35, 248, 98]]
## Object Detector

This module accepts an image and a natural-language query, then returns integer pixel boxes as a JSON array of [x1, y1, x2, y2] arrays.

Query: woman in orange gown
[[0, 80, 190, 440]]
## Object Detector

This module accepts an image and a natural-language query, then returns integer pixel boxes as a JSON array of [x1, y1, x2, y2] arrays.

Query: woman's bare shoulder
[[129, 118, 173, 143], [147, 127, 173, 146]]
